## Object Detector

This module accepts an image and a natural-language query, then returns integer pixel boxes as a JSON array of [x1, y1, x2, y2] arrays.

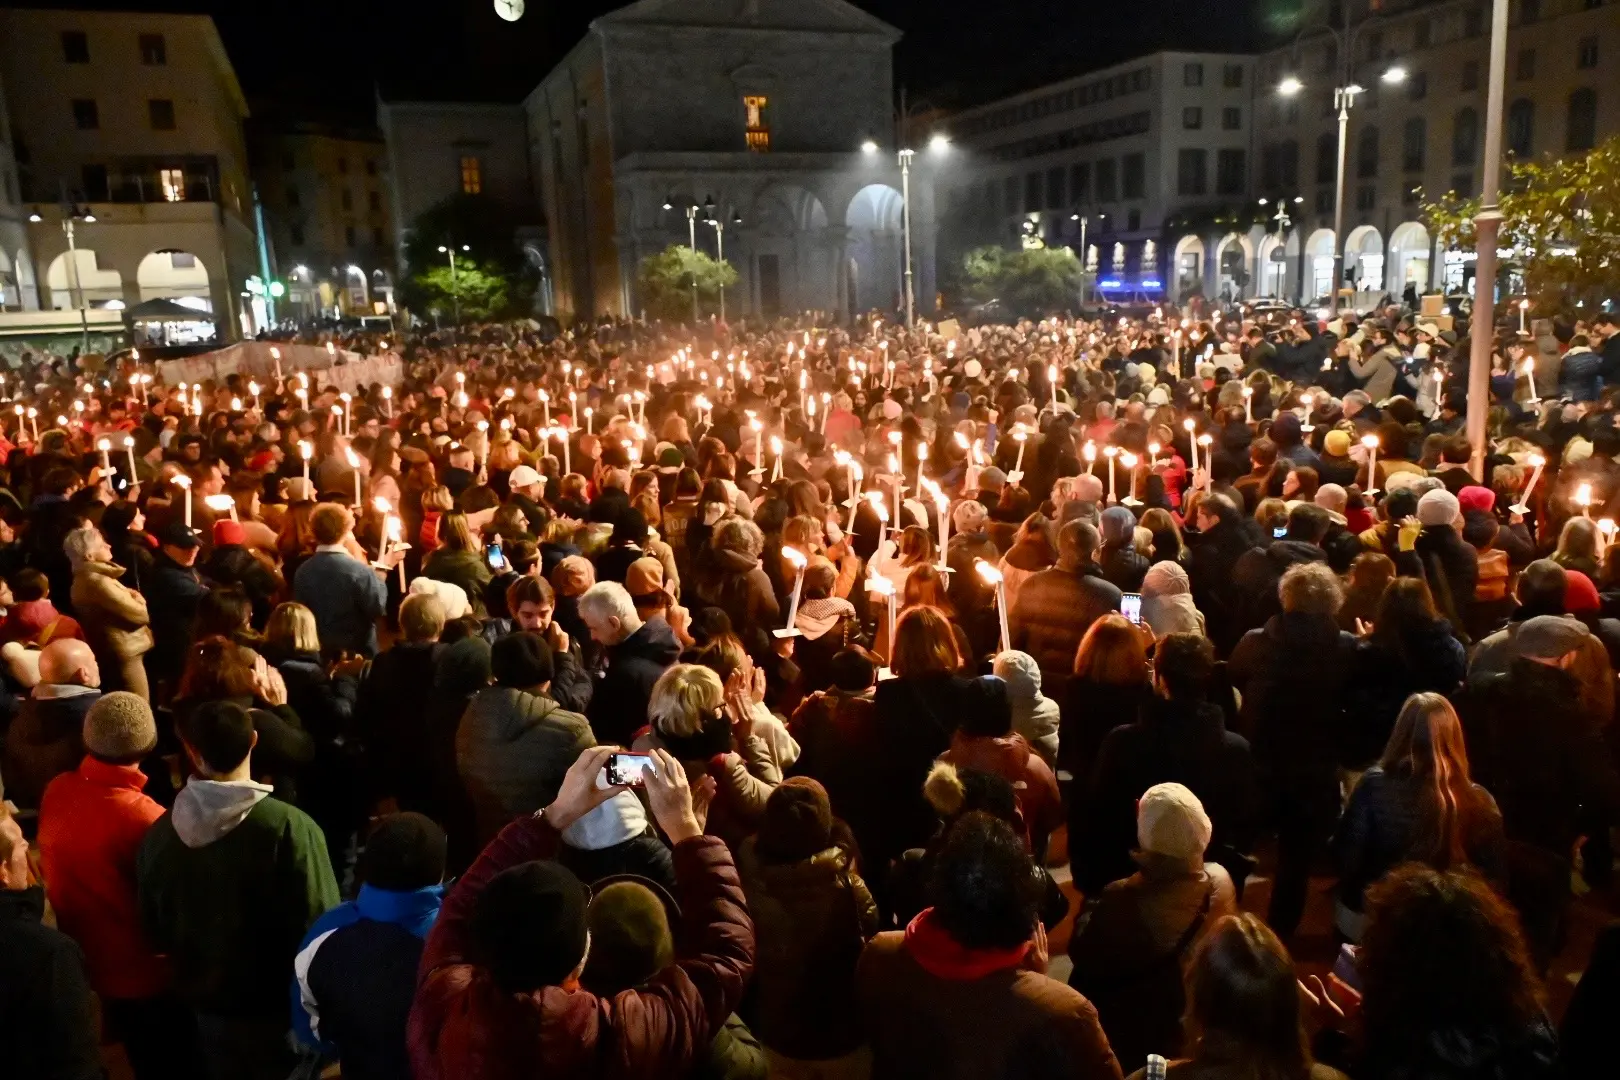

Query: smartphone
[[1332, 943, 1363, 994], [1273, 526, 1288, 538], [1120, 593, 1143, 625], [486, 539, 506, 571], [605, 752, 655, 787]]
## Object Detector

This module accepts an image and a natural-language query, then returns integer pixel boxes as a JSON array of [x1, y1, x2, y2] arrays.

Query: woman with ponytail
[[1332, 692, 1506, 941]]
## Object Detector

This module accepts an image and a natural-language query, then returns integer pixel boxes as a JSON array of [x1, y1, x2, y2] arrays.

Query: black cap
[[361, 813, 447, 891], [491, 630, 555, 690], [157, 521, 201, 549]]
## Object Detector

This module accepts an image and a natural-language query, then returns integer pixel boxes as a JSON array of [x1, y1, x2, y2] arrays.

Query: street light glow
[[1277, 75, 1304, 96], [860, 138, 879, 155], [1381, 66, 1408, 84], [928, 132, 950, 154]]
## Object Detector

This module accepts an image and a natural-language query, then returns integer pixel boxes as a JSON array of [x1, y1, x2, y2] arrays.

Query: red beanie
[[212, 519, 246, 547], [1565, 570, 1601, 615], [1457, 486, 1496, 515]]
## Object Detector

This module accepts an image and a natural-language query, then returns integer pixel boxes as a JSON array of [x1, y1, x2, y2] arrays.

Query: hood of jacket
[[1142, 592, 1205, 638], [1263, 610, 1345, 651], [616, 617, 681, 668], [561, 789, 649, 851], [902, 908, 1030, 981], [1265, 539, 1325, 570], [171, 777, 275, 848], [353, 882, 447, 940], [466, 685, 566, 739], [742, 843, 856, 899], [714, 547, 761, 576]]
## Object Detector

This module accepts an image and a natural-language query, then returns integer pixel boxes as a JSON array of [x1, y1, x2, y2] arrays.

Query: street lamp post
[[1466, 0, 1511, 481], [701, 196, 741, 323], [1070, 214, 1089, 306], [1276, 8, 1406, 317], [863, 131, 948, 328], [436, 243, 469, 324]]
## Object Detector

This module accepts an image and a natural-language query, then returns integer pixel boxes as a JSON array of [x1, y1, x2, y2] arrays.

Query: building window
[[1184, 62, 1203, 86], [139, 33, 165, 65], [341, 189, 353, 211], [1223, 64, 1244, 88], [1403, 116, 1426, 171], [71, 99, 99, 130], [459, 156, 482, 194], [80, 164, 107, 201], [1069, 161, 1090, 203], [1567, 88, 1597, 151], [62, 31, 89, 63], [344, 225, 356, 247], [1177, 148, 1207, 196], [1096, 158, 1118, 202], [1216, 149, 1246, 195], [1578, 37, 1599, 69], [1222, 107, 1242, 131], [285, 184, 299, 208], [372, 226, 385, 247], [1183, 106, 1202, 129], [1452, 107, 1479, 166], [1461, 61, 1479, 91], [1519, 0, 1540, 22], [1507, 99, 1535, 157], [289, 225, 304, 246], [369, 190, 381, 212], [1046, 166, 1066, 208], [1357, 126, 1379, 178], [1122, 152, 1145, 199], [1515, 49, 1535, 80], [1316, 132, 1336, 184], [743, 95, 770, 152], [1356, 185, 1376, 211], [1408, 72, 1427, 101], [148, 99, 175, 131]]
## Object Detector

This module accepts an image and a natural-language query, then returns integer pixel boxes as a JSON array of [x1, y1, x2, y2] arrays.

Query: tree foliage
[[636, 245, 739, 323], [398, 193, 534, 321], [1423, 136, 1620, 314], [956, 245, 1083, 316]]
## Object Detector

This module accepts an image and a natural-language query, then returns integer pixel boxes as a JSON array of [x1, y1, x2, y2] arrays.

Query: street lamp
[[41, 201, 98, 356], [701, 197, 741, 323], [867, 134, 948, 328], [1466, 0, 1512, 481], [436, 243, 469, 324], [860, 138, 879, 155]]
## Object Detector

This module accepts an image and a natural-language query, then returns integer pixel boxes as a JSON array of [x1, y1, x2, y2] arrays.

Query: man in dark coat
[[1010, 521, 1122, 700], [144, 521, 208, 692], [1227, 503, 1330, 645], [1185, 493, 1254, 656], [358, 593, 445, 812], [0, 806, 102, 1080], [1228, 561, 1357, 941], [579, 582, 680, 746]]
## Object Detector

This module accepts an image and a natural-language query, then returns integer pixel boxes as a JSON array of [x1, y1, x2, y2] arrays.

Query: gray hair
[[62, 525, 105, 571], [1279, 562, 1343, 616], [714, 517, 764, 560], [578, 581, 637, 624], [952, 499, 989, 534]]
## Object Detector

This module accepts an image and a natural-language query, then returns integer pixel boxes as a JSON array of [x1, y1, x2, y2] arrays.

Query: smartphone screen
[[1273, 526, 1288, 538], [1120, 593, 1143, 625], [605, 752, 655, 787], [486, 542, 506, 570]]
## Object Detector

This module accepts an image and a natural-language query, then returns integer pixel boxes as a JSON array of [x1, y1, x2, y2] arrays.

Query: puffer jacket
[[1010, 564, 1123, 699], [456, 686, 595, 848], [408, 815, 755, 1080], [737, 839, 878, 1061], [70, 560, 153, 661]]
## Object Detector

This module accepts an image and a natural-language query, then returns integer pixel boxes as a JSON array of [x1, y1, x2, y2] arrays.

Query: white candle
[[1184, 419, 1198, 474], [1197, 435, 1213, 490], [976, 560, 1011, 654], [1012, 426, 1028, 480], [934, 488, 951, 569], [97, 438, 110, 476], [341, 392, 353, 436], [1577, 481, 1594, 519], [770, 435, 783, 483], [868, 574, 897, 660], [346, 448, 363, 507], [1122, 452, 1141, 506], [776, 546, 808, 638], [1104, 445, 1118, 503], [1362, 434, 1381, 496], [915, 442, 928, 498], [585, 407, 594, 434], [299, 440, 312, 483], [1243, 385, 1253, 424], [124, 436, 137, 481], [1511, 453, 1545, 513], [1519, 298, 1530, 335], [175, 474, 192, 528], [1522, 358, 1539, 405], [820, 392, 831, 434], [1083, 440, 1097, 477], [382, 385, 393, 418]]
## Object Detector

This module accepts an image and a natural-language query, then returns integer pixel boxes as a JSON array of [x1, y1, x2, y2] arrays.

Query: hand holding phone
[[605, 752, 655, 787], [1120, 593, 1143, 625]]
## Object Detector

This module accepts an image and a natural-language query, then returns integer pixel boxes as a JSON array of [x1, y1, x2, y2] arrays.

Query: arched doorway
[[1173, 235, 1205, 301], [1256, 234, 1289, 298], [14, 249, 38, 310], [0, 248, 15, 311], [46, 249, 124, 310], [1343, 225, 1384, 297], [844, 183, 903, 317], [1387, 222, 1431, 298], [343, 266, 369, 313], [136, 249, 211, 309], [370, 269, 395, 315], [1215, 233, 1253, 303], [1305, 229, 1336, 302], [749, 184, 831, 316]]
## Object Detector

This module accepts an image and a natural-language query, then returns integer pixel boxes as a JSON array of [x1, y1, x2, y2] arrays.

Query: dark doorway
[[757, 254, 780, 316]]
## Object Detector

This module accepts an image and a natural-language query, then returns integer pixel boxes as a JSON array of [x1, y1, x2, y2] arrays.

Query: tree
[[956, 245, 1083, 316], [398, 193, 535, 320], [1423, 136, 1620, 314], [636, 245, 738, 322]]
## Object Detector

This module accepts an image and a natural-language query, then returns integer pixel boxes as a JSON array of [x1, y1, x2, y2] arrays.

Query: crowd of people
[[2, 297, 1620, 1080]]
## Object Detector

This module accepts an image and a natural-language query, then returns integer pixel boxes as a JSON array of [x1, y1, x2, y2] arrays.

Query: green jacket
[[137, 779, 338, 1019]]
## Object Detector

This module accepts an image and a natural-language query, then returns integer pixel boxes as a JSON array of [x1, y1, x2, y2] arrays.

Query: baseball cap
[[157, 521, 201, 549], [508, 464, 543, 489]]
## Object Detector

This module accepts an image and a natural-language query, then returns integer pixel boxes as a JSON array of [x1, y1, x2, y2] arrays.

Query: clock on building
[[494, 0, 525, 22]]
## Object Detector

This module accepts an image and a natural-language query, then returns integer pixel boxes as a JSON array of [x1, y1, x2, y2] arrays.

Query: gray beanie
[[1101, 505, 1138, 545], [1515, 615, 1590, 660], [83, 691, 157, 760]]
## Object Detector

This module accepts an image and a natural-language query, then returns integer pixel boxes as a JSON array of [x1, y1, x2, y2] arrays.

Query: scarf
[[797, 596, 856, 641], [902, 908, 1030, 981]]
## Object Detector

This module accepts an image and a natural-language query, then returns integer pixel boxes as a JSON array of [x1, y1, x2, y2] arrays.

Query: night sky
[[3, 0, 1291, 122]]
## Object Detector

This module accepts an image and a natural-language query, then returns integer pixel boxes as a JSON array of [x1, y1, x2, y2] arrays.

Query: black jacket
[[1098, 542, 1150, 594], [1345, 620, 1466, 767], [1186, 518, 1258, 656], [1228, 540, 1328, 643], [356, 641, 440, 808], [1228, 612, 1357, 783], [1077, 698, 1260, 894], [0, 887, 101, 1080], [869, 672, 975, 869], [202, 544, 280, 627], [144, 551, 207, 684], [587, 619, 681, 746]]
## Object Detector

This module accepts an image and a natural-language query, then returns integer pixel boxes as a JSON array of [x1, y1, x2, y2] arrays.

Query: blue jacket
[[293, 550, 386, 658], [1560, 347, 1604, 403], [290, 883, 444, 1069]]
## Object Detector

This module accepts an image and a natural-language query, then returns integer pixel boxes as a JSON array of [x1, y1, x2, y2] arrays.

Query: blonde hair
[[422, 485, 454, 513], [648, 663, 724, 738], [266, 602, 321, 654]]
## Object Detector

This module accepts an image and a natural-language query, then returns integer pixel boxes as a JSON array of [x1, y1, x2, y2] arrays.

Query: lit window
[[744, 95, 770, 152], [459, 156, 482, 194], [160, 167, 185, 202]]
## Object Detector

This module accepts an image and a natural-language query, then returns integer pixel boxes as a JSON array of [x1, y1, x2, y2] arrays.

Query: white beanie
[[1417, 488, 1461, 528], [1138, 783, 1212, 862]]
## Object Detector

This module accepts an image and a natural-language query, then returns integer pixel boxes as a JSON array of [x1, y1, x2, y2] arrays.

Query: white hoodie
[[171, 778, 275, 849]]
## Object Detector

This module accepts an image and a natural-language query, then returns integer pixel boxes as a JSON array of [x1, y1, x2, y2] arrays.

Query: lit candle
[[96, 438, 111, 477], [933, 487, 951, 569], [175, 473, 192, 528], [1184, 418, 1198, 474], [1011, 425, 1028, 481], [559, 426, 571, 476], [382, 385, 393, 418], [386, 513, 406, 590], [124, 436, 137, 481], [1511, 453, 1545, 514], [271, 345, 283, 382], [915, 442, 928, 498], [299, 440, 312, 483], [1083, 440, 1098, 477], [27, 406, 38, 442], [584, 407, 594, 434], [1148, 441, 1161, 468], [820, 392, 831, 434], [249, 381, 260, 411], [775, 546, 808, 639], [749, 418, 764, 477], [539, 388, 550, 426], [806, 394, 817, 432], [770, 435, 783, 483], [1104, 445, 1119, 503], [346, 448, 363, 507], [976, 559, 1011, 654], [230, 397, 242, 413], [205, 493, 238, 523], [1362, 434, 1382, 497], [1300, 393, 1315, 434], [341, 392, 353, 436], [868, 490, 889, 547], [1576, 481, 1593, 519], [868, 573, 898, 662], [1519, 298, 1530, 335]]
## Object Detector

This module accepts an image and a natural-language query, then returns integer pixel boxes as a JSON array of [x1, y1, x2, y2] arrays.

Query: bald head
[[39, 639, 100, 689]]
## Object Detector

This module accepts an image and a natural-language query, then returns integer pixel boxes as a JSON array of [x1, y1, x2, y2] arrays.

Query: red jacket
[[408, 815, 755, 1080], [36, 756, 169, 1000]]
